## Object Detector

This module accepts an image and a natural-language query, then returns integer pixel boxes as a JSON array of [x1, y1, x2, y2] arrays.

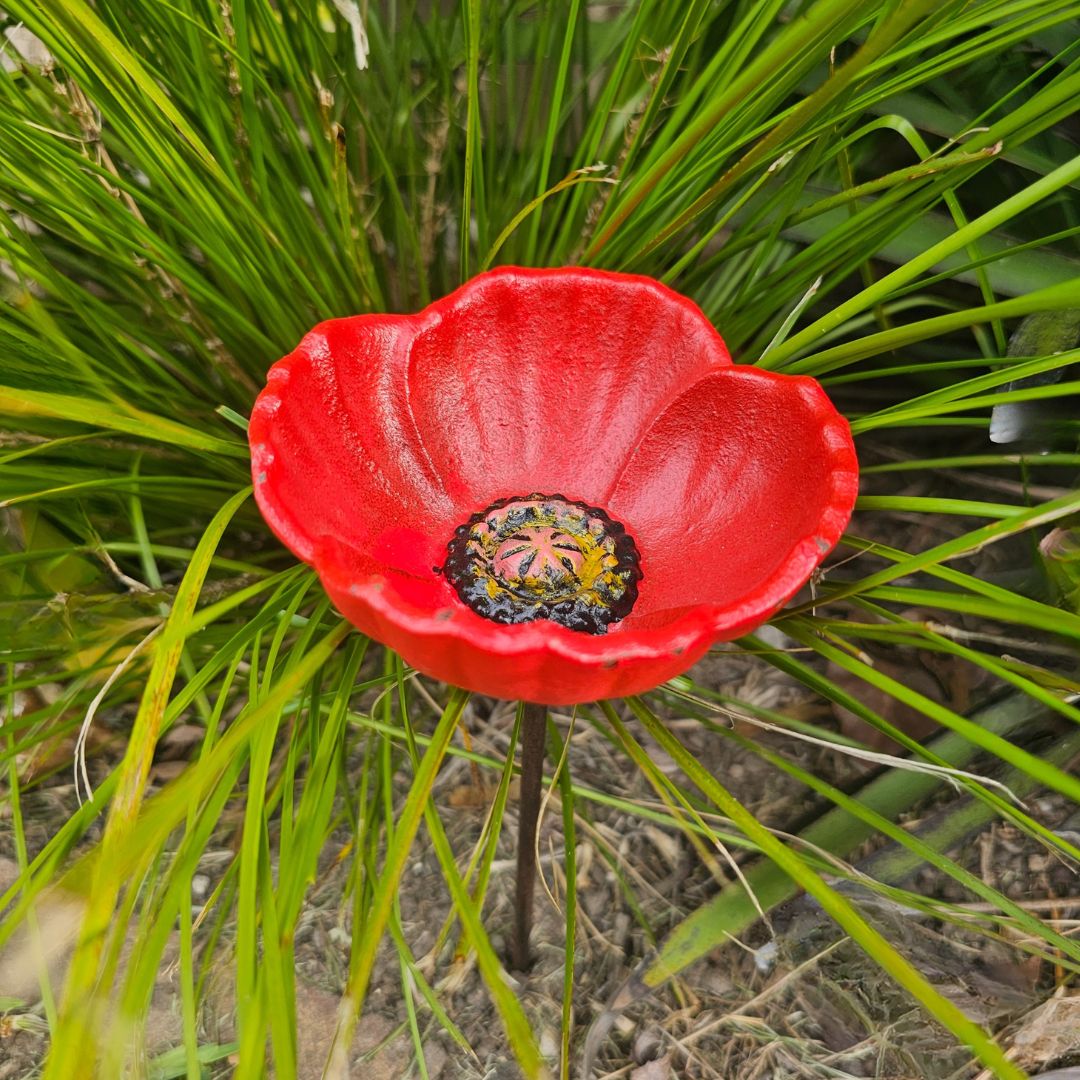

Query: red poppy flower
[[249, 267, 858, 705]]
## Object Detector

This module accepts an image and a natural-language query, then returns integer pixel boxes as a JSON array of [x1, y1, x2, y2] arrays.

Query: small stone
[[539, 1027, 559, 1058], [632, 1025, 663, 1064], [329, 925, 352, 948], [631, 1054, 673, 1080]]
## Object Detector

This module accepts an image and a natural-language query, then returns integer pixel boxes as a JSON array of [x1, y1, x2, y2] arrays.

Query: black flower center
[[441, 495, 642, 634]]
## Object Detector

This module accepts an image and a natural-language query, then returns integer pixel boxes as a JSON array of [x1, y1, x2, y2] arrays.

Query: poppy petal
[[316, 534, 722, 704], [250, 315, 455, 568], [405, 267, 731, 510], [608, 366, 857, 632]]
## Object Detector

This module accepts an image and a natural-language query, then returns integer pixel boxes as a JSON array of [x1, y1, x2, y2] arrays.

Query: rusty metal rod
[[512, 701, 547, 971]]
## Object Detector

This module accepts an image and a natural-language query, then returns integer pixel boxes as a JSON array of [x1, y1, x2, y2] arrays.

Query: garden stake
[[513, 701, 548, 971], [248, 264, 859, 983]]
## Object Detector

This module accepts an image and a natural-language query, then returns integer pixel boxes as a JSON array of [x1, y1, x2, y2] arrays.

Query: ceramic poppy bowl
[[249, 267, 858, 705]]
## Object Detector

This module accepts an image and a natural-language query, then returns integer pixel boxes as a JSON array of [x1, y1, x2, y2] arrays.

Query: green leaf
[[0, 386, 246, 458]]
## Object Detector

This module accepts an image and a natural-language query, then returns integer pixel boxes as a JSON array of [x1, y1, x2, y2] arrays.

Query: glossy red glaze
[[250, 267, 858, 704]]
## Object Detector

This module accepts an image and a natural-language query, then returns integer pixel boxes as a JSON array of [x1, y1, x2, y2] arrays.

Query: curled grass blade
[[622, 696, 1026, 1078], [41, 486, 252, 1075], [400, 701, 551, 1080], [765, 153, 1080, 368], [326, 689, 469, 1071], [0, 386, 247, 458]]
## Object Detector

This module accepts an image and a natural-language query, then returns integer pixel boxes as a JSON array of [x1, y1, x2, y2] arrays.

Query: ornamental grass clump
[[4, 2, 1080, 1077]]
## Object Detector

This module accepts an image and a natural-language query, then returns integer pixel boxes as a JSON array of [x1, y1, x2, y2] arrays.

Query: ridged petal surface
[[250, 315, 453, 576], [406, 268, 731, 510], [609, 367, 859, 632]]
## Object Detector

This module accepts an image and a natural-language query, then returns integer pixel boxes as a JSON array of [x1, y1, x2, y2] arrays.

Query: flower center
[[441, 495, 642, 634]]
